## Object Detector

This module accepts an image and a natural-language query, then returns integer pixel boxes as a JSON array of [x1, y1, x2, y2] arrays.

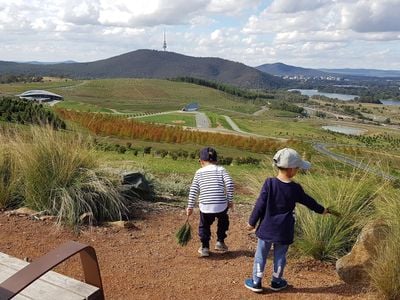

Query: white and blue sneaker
[[244, 278, 263, 293], [270, 279, 288, 291]]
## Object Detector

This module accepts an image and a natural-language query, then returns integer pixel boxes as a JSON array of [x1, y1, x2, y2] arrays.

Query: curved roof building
[[17, 90, 63, 102]]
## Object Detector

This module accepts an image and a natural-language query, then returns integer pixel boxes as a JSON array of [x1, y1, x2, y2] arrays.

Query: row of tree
[[170, 76, 274, 100], [56, 109, 297, 154], [0, 97, 66, 129], [0, 74, 43, 84]]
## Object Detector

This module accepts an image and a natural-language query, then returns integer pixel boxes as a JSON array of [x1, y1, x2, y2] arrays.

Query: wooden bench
[[0, 241, 104, 299]]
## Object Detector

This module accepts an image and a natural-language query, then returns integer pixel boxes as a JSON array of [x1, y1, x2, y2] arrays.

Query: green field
[[136, 112, 196, 127], [0, 79, 259, 114]]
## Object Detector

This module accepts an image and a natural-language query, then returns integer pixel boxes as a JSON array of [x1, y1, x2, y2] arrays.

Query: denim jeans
[[252, 239, 289, 285]]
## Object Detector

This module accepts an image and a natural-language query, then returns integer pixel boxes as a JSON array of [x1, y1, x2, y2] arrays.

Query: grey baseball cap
[[273, 148, 311, 170]]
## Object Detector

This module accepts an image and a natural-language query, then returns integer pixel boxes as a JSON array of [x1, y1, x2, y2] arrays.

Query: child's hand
[[246, 223, 255, 231], [228, 202, 234, 212], [186, 208, 193, 216], [325, 207, 341, 217]]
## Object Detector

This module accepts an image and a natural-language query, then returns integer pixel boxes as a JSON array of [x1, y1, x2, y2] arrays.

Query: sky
[[0, 0, 399, 69]]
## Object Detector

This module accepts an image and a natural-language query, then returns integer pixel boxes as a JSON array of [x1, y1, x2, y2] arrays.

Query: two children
[[187, 146, 328, 292]]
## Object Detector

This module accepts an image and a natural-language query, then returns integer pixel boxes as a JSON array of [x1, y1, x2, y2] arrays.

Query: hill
[[0, 50, 284, 89], [257, 63, 400, 79], [318, 68, 400, 78], [256, 62, 329, 77]]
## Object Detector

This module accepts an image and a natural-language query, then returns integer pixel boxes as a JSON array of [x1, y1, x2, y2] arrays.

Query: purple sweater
[[248, 177, 325, 244]]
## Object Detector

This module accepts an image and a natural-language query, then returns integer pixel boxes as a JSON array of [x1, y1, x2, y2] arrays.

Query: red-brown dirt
[[0, 204, 373, 299]]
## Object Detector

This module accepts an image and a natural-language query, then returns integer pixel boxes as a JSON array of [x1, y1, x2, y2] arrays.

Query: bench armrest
[[0, 240, 104, 300]]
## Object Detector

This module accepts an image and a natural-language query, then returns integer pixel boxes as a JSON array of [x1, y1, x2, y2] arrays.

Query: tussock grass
[[7, 126, 128, 228], [296, 165, 387, 261], [368, 190, 400, 299], [154, 173, 191, 197], [0, 138, 21, 208]]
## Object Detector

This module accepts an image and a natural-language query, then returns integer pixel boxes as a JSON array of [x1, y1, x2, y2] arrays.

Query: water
[[322, 125, 366, 135], [289, 89, 357, 101], [379, 99, 400, 106]]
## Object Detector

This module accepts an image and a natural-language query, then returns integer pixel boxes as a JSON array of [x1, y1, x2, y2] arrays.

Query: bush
[[154, 173, 190, 197], [368, 189, 400, 299], [0, 140, 21, 208], [295, 166, 385, 261], [11, 126, 128, 228]]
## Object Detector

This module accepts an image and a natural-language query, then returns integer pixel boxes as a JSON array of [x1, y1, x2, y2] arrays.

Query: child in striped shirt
[[186, 147, 234, 257]]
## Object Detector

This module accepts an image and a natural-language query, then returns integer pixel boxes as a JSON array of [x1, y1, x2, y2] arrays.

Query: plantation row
[[0, 96, 66, 129], [95, 141, 262, 165], [169, 76, 274, 101], [57, 109, 298, 154]]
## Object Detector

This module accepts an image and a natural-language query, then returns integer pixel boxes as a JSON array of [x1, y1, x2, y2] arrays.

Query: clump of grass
[[295, 165, 387, 261], [0, 139, 21, 208], [368, 189, 400, 299], [12, 126, 128, 228], [155, 173, 190, 197]]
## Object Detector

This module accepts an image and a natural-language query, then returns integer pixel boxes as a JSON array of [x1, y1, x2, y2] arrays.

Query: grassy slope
[[0, 79, 259, 114]]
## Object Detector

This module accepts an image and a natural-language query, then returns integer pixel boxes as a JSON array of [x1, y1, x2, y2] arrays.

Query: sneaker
[[214, 241, 228, 252], [270, 279, 288, 291], [244, 278, 263, 293], [198, 247, 210, 257]]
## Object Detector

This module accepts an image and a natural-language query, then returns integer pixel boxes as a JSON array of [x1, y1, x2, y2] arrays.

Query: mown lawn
[[136, 112, 196, 127]]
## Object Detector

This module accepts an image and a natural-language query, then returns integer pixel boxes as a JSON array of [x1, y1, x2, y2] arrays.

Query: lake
[[289, 89, 357, 101], [379, 99, 400, 106], [322, 125, 366, 135]]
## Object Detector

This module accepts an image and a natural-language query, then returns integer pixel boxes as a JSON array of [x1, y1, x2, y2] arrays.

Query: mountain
[[256, 62, 329, 77], [256, 62, 400, 79], [318, 68, 400, 78], [19, 60, 78, 65], [0, 50, 284, 89]]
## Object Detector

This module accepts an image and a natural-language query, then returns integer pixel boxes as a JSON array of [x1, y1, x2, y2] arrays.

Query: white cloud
[[340, 0, 400, 33], [207, 0, 260, 14], [0, 0, 399, 69], [268, 0, 332, 13]]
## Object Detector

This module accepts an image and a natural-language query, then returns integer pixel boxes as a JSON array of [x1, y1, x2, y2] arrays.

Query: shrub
[[368, 189, 400, 299], [12, 127, 128, 228], [295, 166, 386, 261], [0, 139, 21, 208], [154, 173, 190, 197]]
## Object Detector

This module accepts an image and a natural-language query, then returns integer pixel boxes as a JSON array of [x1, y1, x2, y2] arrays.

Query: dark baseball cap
[[200, 147, 218, 162]]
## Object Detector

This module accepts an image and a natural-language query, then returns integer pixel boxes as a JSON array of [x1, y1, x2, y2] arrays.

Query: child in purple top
[[244, 148, 331, 293]]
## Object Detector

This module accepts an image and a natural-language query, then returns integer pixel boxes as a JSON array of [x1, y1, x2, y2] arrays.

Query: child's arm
[[187, 174, 200, 216], [222, 169, 234, 207], [296, 184, 325, 214], [248, 179, 269, 227]]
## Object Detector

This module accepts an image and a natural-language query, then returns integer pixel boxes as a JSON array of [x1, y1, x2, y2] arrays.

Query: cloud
[[268, 0, 332, 13], [244, 0, 400, 42], [0, 0, 399, 69], [340, 0, 400, 33], [207, 0, 260, 14]]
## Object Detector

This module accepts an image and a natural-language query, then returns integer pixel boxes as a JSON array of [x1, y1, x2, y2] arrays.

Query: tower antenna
[[163, 29, 167, 51]]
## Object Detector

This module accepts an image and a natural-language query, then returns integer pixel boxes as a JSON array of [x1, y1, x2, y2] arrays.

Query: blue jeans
[[252, 239, 289, 285]]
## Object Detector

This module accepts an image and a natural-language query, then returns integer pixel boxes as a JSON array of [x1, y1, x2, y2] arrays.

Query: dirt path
[[0, 205, 371, 299]]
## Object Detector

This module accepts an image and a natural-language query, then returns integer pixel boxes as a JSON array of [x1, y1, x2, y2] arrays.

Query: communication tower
[[163, 30, 167, 51]]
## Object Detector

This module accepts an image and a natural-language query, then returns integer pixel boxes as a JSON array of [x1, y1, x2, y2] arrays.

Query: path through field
[[0, 204, 372, 300]]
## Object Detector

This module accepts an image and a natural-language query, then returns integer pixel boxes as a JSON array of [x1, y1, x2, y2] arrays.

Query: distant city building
[[17, 90, 63, 102], [182, 102, 199, 111]]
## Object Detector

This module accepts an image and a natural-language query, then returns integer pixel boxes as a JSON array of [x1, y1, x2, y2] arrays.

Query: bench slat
[[0, 252, 99, 299]]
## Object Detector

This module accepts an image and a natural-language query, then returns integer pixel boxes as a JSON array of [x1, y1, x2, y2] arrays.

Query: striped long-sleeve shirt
[[188, 164, 234, 213]]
